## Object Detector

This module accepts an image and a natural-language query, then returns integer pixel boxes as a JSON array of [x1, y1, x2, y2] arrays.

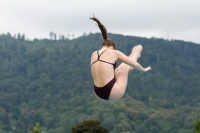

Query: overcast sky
[[0, 0, 200, 44]]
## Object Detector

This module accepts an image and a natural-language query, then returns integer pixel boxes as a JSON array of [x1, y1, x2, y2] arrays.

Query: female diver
[[90, 16, 151, 102]]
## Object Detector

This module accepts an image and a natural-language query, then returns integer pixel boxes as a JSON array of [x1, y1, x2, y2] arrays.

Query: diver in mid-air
[[90, 15, 151, 102]]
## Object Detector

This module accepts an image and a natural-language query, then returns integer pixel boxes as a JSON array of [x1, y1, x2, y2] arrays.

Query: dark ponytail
[[90, 15, 116, 49]]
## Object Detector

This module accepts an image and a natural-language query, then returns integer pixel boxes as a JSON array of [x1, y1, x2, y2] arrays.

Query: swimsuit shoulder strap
[[91, 49, 115, 67], [91, 49, 107, 66], [98, 49, 107, 58]]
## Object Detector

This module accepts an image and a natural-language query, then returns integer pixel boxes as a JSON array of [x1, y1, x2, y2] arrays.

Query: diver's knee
[[137, 44, 143, 51], [119, 65, 130, 71]]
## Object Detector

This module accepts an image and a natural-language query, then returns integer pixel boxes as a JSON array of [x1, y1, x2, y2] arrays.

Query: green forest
[[0, 32, 200, 133]]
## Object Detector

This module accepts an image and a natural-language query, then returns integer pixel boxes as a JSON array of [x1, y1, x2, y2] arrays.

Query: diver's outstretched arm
[[114, 50, 151, 73]]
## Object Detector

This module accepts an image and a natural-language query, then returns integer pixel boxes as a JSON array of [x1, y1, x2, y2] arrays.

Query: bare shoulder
[[112, 49, 123, 56], [107, 49, 123, 61], [91, 51, 97, 57]]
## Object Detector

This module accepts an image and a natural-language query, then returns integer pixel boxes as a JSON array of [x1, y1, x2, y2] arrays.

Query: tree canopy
[[71, 120, 110, 133], [0, 32, 199, 133]]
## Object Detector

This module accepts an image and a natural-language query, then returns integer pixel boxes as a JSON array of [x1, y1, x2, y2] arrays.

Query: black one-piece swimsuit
[[91, 50, 116, 100]]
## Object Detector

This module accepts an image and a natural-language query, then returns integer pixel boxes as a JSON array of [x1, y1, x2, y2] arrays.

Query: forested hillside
[[0, 32, 199, 133]]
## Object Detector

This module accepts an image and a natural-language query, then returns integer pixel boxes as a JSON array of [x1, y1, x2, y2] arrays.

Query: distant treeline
[[0, 32, 199, 133]]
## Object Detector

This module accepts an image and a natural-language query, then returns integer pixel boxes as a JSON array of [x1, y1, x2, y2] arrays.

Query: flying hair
[[89, 15, 116, 49], [89, 15, 108, 40]]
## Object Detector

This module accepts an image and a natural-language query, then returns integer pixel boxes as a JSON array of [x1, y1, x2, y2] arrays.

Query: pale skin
[[91, 44, 151, 102]]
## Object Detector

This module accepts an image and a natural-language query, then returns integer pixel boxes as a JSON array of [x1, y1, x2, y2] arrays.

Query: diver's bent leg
[[110, 45, 143, 100], [131, 44, 143, 61], [115, 44, 143, 73], [109, 65, 130, 100]]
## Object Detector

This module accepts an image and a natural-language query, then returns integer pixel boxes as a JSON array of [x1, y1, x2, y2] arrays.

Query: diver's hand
[[140, 66, 151, 73], [144, 66, 151, 72]]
